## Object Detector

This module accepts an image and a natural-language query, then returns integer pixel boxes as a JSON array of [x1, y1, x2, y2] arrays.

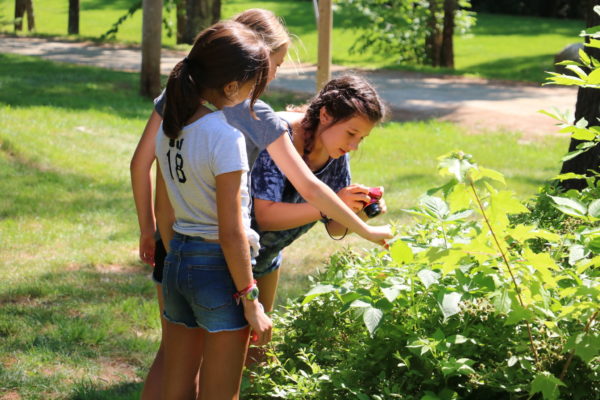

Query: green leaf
[[446, 184, 472, 212], [491, 191, 530, 215], [491, 289, 513, 314], [390, 240, 414, 264], [302, 284, 336, 305], [588, 199, 600, 218], [417, 269, 440, 289], [565, 64, 588, 80], [421, 392, 441, 400], [439, 292, 462, 321], [565, 333, 600, 364], [569, 244, 587, 266], [587, 68, 600, 84], [580, 48, 591, 65], [588, 237, 600, 253], [561, 149, 586, 162], [441, 357, 476, 377], [420, 195, 450, 220], [381, 286, 402, 302], [475, 167, 506, 185], [530, 372, 565, 400], [545, 74, 585, 86], [363, 306, 383, 336], [445, 209, 473, 221], [553, 172, 587, 181], [549, 195, 587, 218]]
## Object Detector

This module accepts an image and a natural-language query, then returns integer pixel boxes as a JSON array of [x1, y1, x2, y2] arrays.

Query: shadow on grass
[[70, 381, 142, 400], [0, 53, 150, 119], [0, 142, 131, 220]]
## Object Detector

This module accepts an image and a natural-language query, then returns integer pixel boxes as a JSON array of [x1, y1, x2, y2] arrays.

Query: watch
[[233, 280, 260, 304], [244, 285, 260, 301]]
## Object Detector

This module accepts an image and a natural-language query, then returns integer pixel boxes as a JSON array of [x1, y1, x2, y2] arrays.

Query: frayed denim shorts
[[162, 233, 248, 332]]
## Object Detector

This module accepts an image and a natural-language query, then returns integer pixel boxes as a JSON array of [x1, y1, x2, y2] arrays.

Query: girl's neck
[[186, 90, 227, 125]]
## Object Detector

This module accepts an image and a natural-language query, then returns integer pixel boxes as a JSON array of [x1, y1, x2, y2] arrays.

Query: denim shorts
[[162, 233, 248, 332]]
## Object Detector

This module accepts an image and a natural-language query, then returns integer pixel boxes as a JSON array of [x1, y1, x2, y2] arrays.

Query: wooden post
[[316, 0, 332, 91], [140, 0, 163, 98]]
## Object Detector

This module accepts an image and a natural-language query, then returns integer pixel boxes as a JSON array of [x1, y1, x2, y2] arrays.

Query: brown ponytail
[[163, 21, 270, 139]]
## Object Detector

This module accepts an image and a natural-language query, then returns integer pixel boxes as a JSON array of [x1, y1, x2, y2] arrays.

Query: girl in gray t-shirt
[[154, 20, 272, 398]]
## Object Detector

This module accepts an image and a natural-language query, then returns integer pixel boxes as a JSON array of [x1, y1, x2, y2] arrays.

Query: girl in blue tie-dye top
[[250, 75, 388, 312]]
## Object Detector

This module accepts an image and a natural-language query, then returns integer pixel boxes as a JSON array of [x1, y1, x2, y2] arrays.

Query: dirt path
[[0, 34, 578, 140]]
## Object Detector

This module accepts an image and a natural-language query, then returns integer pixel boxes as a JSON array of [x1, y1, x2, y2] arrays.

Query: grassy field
[[0, 0, 583, 82], [0, 52, 570, 397]]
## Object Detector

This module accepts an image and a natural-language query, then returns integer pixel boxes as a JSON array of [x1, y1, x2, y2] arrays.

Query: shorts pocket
[[187, 262, 235, 311]]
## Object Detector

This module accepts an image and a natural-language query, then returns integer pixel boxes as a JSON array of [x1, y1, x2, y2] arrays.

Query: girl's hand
[[337, 184, 371, 213], [139, 233, 156, 266], [365, 224, 393, 247], [243, 299, 273, 346], [375, 198, 388, 216]]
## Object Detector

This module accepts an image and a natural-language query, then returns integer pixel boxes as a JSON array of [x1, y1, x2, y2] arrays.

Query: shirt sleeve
[[154, 89, 166, 117], [211, 126, 249, 176], [224, 100, 288, 150], [250, 149, 285, 203]]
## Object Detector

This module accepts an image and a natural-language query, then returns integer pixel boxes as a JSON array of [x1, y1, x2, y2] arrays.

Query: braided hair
[[300, 75, 386, 159]]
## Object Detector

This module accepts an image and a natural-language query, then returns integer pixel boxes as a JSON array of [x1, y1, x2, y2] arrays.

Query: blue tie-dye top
[[250, 112, 351, 276]]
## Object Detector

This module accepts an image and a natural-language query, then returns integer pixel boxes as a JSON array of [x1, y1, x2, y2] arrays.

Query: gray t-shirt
[[155, 111, 258, 247], [154, 91, 287, 167]]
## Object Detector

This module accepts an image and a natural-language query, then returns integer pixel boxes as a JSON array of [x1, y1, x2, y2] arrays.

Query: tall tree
[[177, 0, 220, 44], [338, 0, 473, 68], [14, 0, 35, 32], [559, 0, 600, 190], [68, 0, 79, 35], [441, 0, 457, 68], [141, 0, 163, 98], [425, 0, 443, 67]]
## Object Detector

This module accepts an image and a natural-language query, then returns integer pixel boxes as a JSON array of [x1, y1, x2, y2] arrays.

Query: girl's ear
[[223, 81, 239, 99], [319, 107, 332, 125]]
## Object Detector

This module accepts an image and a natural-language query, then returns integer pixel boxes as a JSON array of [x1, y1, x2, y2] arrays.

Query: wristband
[[233, 280, 259, 304]]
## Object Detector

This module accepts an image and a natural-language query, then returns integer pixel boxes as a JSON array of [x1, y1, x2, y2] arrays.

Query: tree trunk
[[141, 0, 163, 99], [68, 0, 79, 35], [178, 0, 221, 45], [559, 0, 600, 190], [25, 0, 34, 31], [425, 0, 442, 67], [14, 0, 25, 31], [176, 0, 186, 44], [15, 0, 35, 31], [440, 0, 456, 68]]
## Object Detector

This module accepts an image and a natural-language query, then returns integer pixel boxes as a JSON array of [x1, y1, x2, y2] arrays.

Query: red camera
[[364, 187, 383, 218]]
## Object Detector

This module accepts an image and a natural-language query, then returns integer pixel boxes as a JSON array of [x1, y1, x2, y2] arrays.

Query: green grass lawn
[[0, 0, 583, 83], [0, 53, 570, 397]]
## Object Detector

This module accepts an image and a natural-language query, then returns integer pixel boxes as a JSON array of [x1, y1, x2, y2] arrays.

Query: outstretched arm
[[265, 135, 392, 245], [130, 110, 162, 265]]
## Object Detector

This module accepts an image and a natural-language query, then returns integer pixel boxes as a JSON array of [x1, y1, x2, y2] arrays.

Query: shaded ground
[[0, 34, 578, 140]]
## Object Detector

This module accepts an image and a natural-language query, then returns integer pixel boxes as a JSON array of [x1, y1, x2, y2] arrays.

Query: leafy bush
[[240, 14, 600, 400], [243, 152, 599, 400]]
